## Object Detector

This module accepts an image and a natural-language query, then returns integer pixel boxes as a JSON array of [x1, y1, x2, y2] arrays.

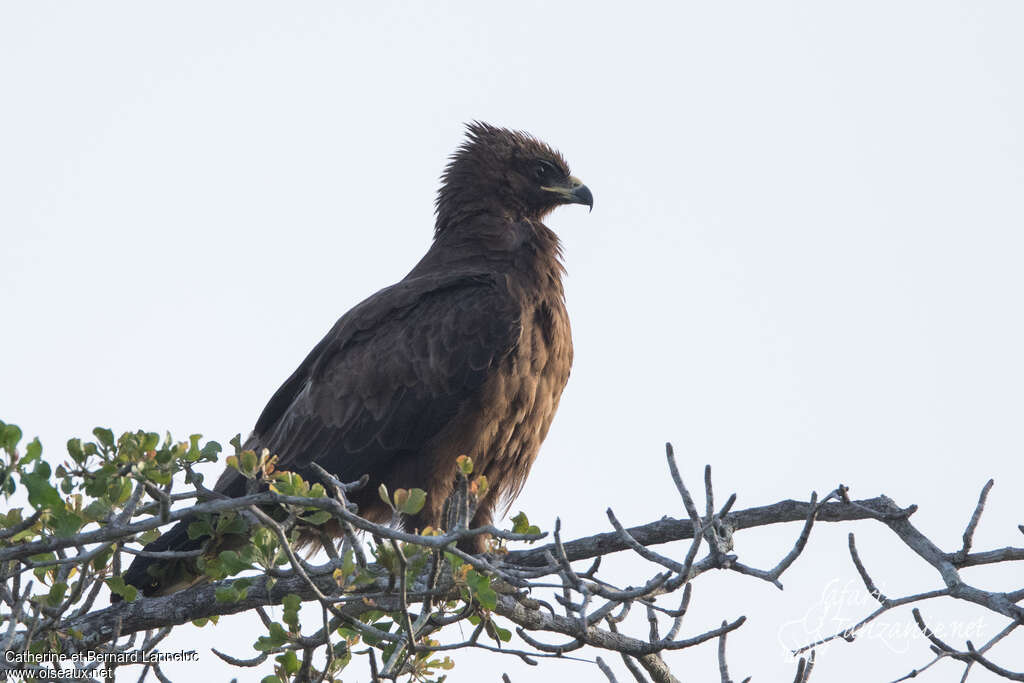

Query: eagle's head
[[435, 122, 593, 231]]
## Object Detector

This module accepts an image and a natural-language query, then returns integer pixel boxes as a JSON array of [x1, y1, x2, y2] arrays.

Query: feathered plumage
[[120, 122, 592, 598]]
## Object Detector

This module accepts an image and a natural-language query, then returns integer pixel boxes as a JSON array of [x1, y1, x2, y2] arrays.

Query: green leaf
[[23, 462, 63, 510], [254, 622, 290, 652], [271, 471, 308, 496], [47, 582, 68, 605], [144, 468, 172, 486], [50, 508, 83, 537], [0, 508, 23, 528], [187, 518, 214, 540], [155, 444, 173, 465], [31, 552, 56, 582], [511, 511, 541, 537], [198, 555, 226, 580], [488, 621, 512, 643], [374, 542, 398, 574], [282, 593, 302, 612], [23, 438, 42, 466], [0, 468, 15, 496], [108, 476, 133, 504], [466, 570, 497, 610], [138, 528, 161, 544], [455, 455, 473, 475], [276, 650, 300, 675], [141, 432, 160, 451], [359, 610, 385, 624], [186, 434, 203, 461], [47, 582, 68, 607], [217, 512, 247, 536], [91, 547, 114, 572], [83, 499, 112, 522], [106, 576, 138, 603], [65, 439, 84, 466], [342, 549, 355, 577], [66, 438, 84, 463], [394, 488, 427, 515], [444, 551, 464, 571], [200, 440, 222, 461], [252, 526, 278, 557], [83, 463, 113, 497], [471, 474, 488, 497], [92, 427, 115, 450], [241, 449, 258, 475], [302, 510, 332, 525], [283, 593, 301, 631], [214, 578, 251, 603], [218, 550, 253, 575], [1, 424, 23, 452], [215, 586, 240, 603]]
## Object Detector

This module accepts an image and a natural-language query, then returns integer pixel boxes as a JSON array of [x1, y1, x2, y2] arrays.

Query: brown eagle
[[120, 122, 591, 598]]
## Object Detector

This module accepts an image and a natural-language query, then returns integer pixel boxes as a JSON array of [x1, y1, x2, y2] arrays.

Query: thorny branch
[[0, 443, 1021, 682]]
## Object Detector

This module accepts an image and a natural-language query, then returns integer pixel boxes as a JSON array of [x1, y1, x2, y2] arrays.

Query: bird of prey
[[120, 122, 592, 598]]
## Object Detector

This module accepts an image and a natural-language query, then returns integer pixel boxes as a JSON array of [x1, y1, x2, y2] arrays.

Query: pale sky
[[2, 2, 1022, 681]]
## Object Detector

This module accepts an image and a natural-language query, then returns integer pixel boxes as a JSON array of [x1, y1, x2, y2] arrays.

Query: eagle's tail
[[114, 518, 206, 602]]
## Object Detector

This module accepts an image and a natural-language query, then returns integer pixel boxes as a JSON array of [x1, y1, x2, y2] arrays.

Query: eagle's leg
[[410, 507, 492, 555], [462, 501, 495, 555], [406, 474, 493, 554]]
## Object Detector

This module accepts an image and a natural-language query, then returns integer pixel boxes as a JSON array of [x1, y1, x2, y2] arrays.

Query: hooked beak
[[543, 175, 594, 212]]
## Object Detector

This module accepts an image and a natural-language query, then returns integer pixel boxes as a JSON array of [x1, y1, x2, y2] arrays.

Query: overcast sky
[[2, 2, 1022, 681]]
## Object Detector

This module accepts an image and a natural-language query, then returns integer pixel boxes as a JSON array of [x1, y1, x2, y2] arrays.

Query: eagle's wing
[[216, 271, 521, 495]]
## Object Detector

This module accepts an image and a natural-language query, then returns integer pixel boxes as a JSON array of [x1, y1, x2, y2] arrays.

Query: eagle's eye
[[534, 164, 548, 180]]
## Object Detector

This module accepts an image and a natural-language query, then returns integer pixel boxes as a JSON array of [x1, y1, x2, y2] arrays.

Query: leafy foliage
[[7, 421, 1010, 682], [0, 422, 527, 682]]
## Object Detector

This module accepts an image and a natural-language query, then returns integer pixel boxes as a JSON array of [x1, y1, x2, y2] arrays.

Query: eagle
[[120, 122, 592, 598]]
